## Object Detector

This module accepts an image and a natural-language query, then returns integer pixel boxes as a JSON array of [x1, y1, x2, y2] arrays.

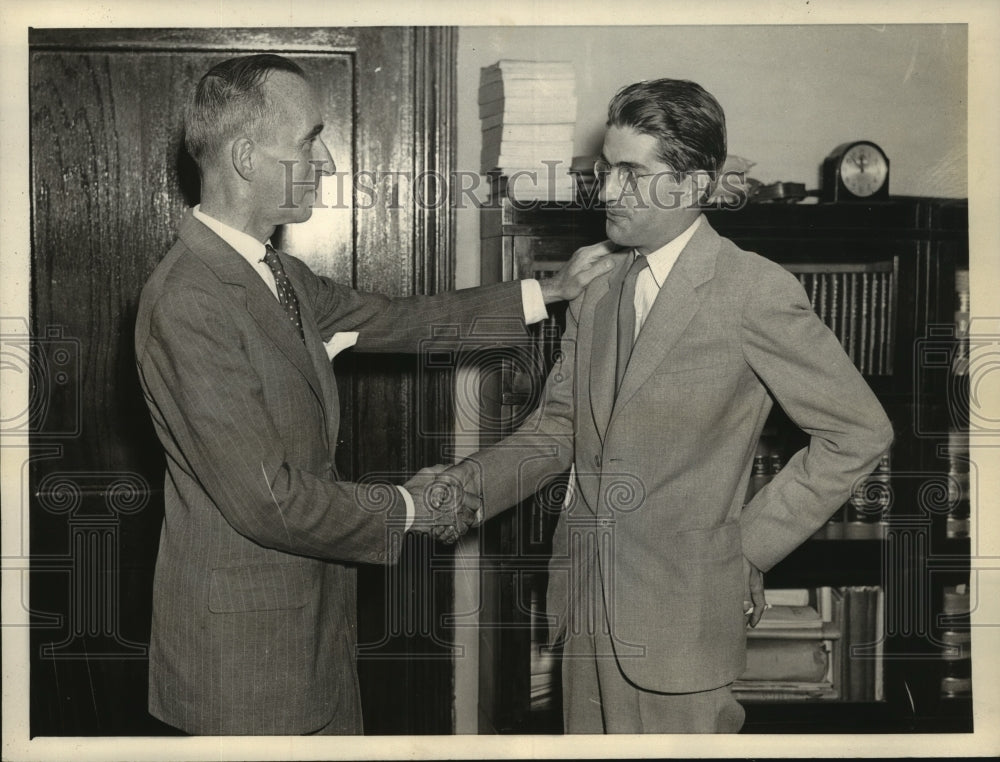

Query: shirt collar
[[191, 205, 271, 268], [639, 215, 703, 288]]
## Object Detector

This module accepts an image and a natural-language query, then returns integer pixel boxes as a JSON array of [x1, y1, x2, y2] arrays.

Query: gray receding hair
[[184, 54, 306, 167]]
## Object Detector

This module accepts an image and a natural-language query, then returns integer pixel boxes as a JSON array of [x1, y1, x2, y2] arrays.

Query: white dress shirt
[[560, 216, 703, 517], [191, 205, 548, 531], [630, 215, 703, 341]]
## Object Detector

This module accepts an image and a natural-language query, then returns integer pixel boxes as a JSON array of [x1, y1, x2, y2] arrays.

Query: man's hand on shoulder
[[539, 240, 618, 304]]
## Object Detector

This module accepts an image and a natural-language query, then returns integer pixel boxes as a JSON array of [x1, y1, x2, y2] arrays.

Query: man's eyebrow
[[600, 153, 645, 171]]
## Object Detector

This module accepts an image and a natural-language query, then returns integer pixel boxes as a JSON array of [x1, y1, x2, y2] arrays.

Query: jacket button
[[594, 454, 602, 468]]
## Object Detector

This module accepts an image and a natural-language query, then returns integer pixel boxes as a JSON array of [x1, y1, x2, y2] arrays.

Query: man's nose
[[313, 138, 335, 176], [600, 172, 620, 205]]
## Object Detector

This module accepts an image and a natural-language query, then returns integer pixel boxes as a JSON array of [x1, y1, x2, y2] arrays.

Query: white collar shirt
[[192, 205, 279, 300], [631, 215, 703, 341]]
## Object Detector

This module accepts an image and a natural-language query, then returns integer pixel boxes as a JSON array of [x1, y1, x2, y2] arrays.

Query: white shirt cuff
[[396, 485, 415, 531], [324, 332, 359, 360], [520, 279, 549, 325]]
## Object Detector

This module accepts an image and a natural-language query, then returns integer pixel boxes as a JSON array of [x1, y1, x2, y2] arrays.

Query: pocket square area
[[324, 332, 358, 360]]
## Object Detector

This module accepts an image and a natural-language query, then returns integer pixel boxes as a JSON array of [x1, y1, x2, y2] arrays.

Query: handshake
[[403, 461, 482, 544]]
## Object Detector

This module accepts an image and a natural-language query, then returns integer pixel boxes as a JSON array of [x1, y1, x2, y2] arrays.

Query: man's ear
[[231, 137, 255, 182]]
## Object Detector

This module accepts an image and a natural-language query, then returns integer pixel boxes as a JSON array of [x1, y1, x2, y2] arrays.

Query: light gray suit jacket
[[469, 217, 893, 693], [135, 211, 525, 734]]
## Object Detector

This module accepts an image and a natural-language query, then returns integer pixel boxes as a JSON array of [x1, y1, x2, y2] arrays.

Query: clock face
[[840, 143, 889, 197]]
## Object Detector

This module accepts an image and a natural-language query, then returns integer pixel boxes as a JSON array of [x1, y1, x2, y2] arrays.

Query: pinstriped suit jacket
[[135, 211, 524, 734], [468, 218, 893, 695]]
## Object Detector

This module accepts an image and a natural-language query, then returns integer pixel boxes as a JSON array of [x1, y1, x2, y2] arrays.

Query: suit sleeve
[[738, 262, 894, 572], [287, 256, 527, 352], [139, 286, 406, 565], [465, 298, 580, 521]]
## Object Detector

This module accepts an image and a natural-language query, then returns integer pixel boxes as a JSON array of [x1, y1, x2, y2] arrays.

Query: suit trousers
[[560, 559, 745, 733]]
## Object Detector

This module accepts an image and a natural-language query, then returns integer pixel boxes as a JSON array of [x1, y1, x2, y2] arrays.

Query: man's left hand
[[539, 240, 618, 304], [743, 556, 766, 628]]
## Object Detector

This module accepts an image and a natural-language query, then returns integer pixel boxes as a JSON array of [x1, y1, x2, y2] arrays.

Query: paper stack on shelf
[[734, 588, 842, 701], [480, 60, 577, 202], [735, 585, 885, 703]]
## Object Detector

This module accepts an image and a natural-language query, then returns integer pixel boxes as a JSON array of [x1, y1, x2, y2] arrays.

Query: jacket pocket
[[208, 562, 312, 613]]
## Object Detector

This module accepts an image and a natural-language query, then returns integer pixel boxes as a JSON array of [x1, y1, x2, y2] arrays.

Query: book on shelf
[[842, 585, 883, 701], [742, 639, 830, 681], [480, 59, 574, 85], [946, 426, 970, 539], [732, 681, 838, 701], [947, 268, 970, 539], [793, 268, 892, 376], [939, 584, 972, 699], [953, 268, 970, 376], [765, 589, 811, 607], [754, 603, 823, 629]]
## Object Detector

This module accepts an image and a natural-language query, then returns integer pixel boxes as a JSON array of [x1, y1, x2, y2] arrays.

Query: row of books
[[939, 583, 972, 699], [479, 60, 578, 202], [939, 274, 971, 700], [734, 586, 884, 702], [794, 269, 895, 377], [946, 268, 971, 540]]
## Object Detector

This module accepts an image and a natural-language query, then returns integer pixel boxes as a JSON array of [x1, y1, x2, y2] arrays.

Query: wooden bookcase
[[476, 196, 970, 734]]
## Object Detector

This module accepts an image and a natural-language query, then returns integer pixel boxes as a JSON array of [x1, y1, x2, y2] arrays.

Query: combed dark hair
[[184, 54, 306, 166], [607, 79, 727, 176]]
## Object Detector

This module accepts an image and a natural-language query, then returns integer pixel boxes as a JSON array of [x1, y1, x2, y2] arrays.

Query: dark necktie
[[615, 253, 649, 396], [262, 244, 305, 342]]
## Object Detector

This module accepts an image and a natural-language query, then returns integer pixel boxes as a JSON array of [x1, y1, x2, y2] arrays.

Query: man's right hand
[[424, 461, 484, 545], [404, 464, 480, 543]]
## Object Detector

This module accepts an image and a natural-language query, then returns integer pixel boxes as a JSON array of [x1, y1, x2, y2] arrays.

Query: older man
[[134, 53, 612, 735]]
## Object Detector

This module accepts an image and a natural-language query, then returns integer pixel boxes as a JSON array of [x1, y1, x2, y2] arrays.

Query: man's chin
[[604, 214, 630, 245], [283, 205, 314, 224]]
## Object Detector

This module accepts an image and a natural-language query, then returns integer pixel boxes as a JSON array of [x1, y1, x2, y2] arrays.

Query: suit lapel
[[177, 213, 327, 408], [609, 218, 721, 425], [588, 254, 630, 442], [290, 268, 339, 450]]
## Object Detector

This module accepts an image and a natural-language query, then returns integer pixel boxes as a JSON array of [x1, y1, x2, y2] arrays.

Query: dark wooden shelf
[[765, 538, 884, 588], [742, 699, 972, 734]]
